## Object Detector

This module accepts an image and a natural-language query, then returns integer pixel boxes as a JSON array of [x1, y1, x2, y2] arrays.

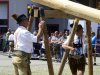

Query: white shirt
[[41, 41, 45, 49], [51, 36, 56, 41], [14, 26, 37, 53], [63, 34, 84, 55], [8, 34, 14, 41], [51, 36, 59, 43], [40, 37, 50, 49]]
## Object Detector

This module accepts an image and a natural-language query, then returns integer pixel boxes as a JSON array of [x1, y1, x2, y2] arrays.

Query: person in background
[[65, 29, 70, 38], [0, 32, 2, 51], [49, 32, 55, 57], [39, 35, 50, 58], [8, 31, 14, 58], [0, 33, 3, 51], [57, 32, 66, 61], [50, 31, 60, 59], [33, 31, 38, 36], [5, 29, 11, 52], [2, 33, 7, 52], [33, 30, 42, 57], [91, 32, 97, 65], [12, 14, 44, 75]]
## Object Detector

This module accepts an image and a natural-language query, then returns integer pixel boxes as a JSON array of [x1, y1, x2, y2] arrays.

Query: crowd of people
[[0, 26, 71, 61], [0, 29, 14, 57], [33, 30, 70, 61]]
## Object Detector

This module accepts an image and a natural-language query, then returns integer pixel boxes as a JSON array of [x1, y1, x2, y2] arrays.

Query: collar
[[19, 26, 27, 30]]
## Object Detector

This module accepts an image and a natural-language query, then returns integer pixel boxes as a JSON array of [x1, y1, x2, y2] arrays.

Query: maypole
[[39, 7, 54, 75], [86, 21, 93, 75]]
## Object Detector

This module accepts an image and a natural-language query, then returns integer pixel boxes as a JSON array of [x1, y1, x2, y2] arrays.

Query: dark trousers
[[68, 55, 86, 74]]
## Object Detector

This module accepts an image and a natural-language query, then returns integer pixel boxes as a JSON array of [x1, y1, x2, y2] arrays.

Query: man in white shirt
[[62, 25, 86, 75], [12, 14, 44, 75]]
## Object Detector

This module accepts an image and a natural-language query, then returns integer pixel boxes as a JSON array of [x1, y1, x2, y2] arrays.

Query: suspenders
[[70, 36, 84, 55]]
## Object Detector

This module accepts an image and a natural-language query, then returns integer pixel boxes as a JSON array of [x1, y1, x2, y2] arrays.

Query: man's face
[[79, 28, 83, 36], [54, 31, 59, 36], [22, 19, 29, 27]]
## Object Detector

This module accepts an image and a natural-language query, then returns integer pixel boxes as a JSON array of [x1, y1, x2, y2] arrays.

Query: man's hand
[[70, 47, 75, 51], [38, 20, 45, 29], [37, 20, 45, 42]]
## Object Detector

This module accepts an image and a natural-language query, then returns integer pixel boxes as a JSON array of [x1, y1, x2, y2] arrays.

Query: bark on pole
[[39, 7, 54, 75], [58, 18, 79, 75], [27, 15, 34, 31], [86, 21, 93, 75], [26, 6, 35, 75], [31, 0, 100, 23]]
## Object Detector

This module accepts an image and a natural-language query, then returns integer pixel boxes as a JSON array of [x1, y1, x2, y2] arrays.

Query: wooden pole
[[58, 18, 79, 75], [26, 6, 35, 75], [33, 7, 39, 30], [86, 21, 93, 75], [27, 6, 34, 31], [39, 7, 54, 75], [31, 0, 100, 23]]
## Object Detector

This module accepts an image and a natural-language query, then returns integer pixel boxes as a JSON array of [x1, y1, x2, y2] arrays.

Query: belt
[[69, 54, 84, 59], [12, 50, 31, 57]]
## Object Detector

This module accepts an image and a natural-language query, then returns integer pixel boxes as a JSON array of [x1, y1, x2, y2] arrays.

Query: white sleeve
[[22, 31, 37, 43], [63, 37, 69, 45]]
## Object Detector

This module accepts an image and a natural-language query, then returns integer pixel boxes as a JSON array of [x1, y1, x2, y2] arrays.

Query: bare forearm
[[37, 28, 43, 42], [62, 44, 74, 51], [36, 21, 45, 42]]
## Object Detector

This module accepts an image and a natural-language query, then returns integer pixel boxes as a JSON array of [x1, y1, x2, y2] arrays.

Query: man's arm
[[37, 21, 45, 42], [62, 44, 75, 51]]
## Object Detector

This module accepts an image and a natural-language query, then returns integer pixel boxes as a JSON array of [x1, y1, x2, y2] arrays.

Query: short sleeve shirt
[[14, 26, 37, 53], [63, 34, 84, 55]]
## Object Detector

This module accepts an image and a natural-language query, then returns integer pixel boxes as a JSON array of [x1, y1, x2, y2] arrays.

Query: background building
[[0, 0, 9, 33], [8, 0, 68, 33]]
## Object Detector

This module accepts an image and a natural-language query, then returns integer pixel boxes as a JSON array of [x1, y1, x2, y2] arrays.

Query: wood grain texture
[[32, 0, 100, 23]]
